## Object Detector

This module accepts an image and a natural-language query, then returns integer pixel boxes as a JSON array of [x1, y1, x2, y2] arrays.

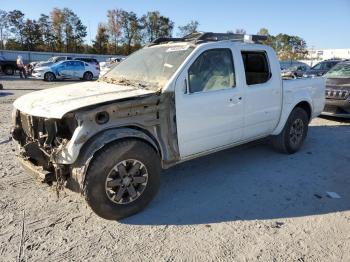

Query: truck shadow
[[0, 92, 14, 97], [123, 124, 350, 225]]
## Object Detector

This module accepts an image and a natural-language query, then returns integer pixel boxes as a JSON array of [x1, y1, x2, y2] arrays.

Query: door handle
[[229, 96, 242, 104]]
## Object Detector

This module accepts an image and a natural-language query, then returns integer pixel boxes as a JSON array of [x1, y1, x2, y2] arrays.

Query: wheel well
[[78, 127, 162, 167], [294, 101, 312, 121], [69, 133, 161, 193], [84, 71, 93, 76], [44, 71, 55, 77]]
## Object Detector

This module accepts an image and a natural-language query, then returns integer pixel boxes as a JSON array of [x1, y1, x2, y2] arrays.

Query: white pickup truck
[[11, 33, 325, 220]]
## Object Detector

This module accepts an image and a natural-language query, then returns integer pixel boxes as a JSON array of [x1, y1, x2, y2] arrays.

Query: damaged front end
[[12, 110, 77, 185]]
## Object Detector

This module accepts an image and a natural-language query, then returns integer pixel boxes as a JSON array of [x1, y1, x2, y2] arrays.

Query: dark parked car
[[303, 59, 342, 77], [74, 57, 100, 71], [322, 61, 350, 118], [281, 63, 310, 78], [0, 55, 18, 75]]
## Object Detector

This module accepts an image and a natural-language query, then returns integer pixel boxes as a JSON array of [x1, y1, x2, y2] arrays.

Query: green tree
[[62, 8, 87, 52], [22, 19, 42, 51], [38, 14, 55, 51], [93, 23, 109, 54], [7, 10, 25, 48], [140, 11, 174, 43], [107, 9, 123, 54], [51, 8, 64, 51], [120, 11, 141, 55], [50, 8, 87, 53], [257, 28, 269, 36], [178, 20, 199, 37], [274, 33, 307, 60], [0, 10, 8, 49]]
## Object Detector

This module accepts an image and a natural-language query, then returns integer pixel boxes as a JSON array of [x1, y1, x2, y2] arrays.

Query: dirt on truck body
[[12, 32, 325, 220], [12, 88, 180, 189]]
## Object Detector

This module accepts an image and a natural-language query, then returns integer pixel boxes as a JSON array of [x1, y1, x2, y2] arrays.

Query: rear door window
[[241, 51, 271, 85]]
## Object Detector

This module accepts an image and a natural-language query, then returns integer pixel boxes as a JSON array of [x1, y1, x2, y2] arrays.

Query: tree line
[[0, 8, 307, 59]]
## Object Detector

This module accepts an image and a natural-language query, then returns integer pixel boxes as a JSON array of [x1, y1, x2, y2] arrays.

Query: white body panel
[[13, 82, 155, 118], [170, 41, 325, 160], [174, 43, 245, 157], [271, 77, 325, 135], [14, 40, 326, 165]]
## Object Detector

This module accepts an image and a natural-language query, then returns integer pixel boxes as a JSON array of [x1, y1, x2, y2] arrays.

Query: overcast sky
[[2, 0, 350, 49]]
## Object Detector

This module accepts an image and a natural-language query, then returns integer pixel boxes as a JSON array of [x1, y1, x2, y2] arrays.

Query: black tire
[[271, 107, 309, 154], [4, 66, 15, 75], [84, 139, 161, 220], [83, 71, 93, 81], [44, 72, 55, 82]]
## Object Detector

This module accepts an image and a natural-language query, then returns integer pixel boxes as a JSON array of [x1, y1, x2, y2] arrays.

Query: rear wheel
[[272, 107, 309, 154], [84, 139, 161, 220], [83, 71, 93, 81], [44, 72, 55, 82]]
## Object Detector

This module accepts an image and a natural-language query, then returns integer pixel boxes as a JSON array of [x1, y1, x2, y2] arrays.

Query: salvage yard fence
[[0, 50, 125, 63]]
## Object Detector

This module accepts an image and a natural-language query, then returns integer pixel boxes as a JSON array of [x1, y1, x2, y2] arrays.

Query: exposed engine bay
[[12, 110, 77, 183]]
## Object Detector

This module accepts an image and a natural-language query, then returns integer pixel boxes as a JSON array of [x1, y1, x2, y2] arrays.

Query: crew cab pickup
[[11, 33, 325, 220]]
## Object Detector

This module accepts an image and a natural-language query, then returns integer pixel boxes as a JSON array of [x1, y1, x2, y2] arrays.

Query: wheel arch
[[68, 126, 162, 193], [84, 71, 93, 78], [272, 100, 313, 136], [44, 71, 56, 79]]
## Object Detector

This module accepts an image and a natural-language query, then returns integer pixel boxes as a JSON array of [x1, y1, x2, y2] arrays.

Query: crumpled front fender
[[66, 127, 160, 193]]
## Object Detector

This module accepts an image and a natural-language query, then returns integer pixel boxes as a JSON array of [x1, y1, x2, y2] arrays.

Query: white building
[[307, 48, 350, 60]]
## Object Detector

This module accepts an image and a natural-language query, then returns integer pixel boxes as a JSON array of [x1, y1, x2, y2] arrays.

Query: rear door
[[175, 47, 244, 158], [240, 49, 282, 139]]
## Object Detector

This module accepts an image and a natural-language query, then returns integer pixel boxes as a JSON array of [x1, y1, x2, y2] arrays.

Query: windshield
[[102, 44, 195, 90], [312, 63, 322, 70], [326, 63, 350, 78]]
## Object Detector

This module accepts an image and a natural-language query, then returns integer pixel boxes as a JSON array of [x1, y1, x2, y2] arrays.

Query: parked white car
[[32, 60, 100, 81], [12, 33, 325, 220]]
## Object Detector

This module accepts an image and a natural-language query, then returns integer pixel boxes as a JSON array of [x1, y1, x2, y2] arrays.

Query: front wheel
[[84, 139, 161, 220], [271, 107, 309, 154], [44, 72, 55, 82]]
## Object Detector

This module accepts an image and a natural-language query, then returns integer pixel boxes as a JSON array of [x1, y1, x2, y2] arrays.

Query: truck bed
[[283, 77, 325, 118]]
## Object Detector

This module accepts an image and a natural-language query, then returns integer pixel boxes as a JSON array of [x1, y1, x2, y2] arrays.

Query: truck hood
[[13, 81, 156, 119]]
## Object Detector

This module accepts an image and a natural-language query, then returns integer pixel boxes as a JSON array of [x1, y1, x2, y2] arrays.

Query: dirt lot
[[0, 77, 349, 261]]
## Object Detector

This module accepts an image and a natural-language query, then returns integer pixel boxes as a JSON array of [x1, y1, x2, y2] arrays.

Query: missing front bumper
[[17, 156, 55, 183]]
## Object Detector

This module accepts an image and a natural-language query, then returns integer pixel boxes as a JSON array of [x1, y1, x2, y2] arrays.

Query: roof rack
[[149, 32, 268, 46]]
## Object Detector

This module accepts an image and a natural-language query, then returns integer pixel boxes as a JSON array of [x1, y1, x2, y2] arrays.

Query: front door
[[175, 48, 244, 158]]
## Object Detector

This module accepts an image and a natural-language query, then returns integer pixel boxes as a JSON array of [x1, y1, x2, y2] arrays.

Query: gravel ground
[[0, 77, 349, 261]]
